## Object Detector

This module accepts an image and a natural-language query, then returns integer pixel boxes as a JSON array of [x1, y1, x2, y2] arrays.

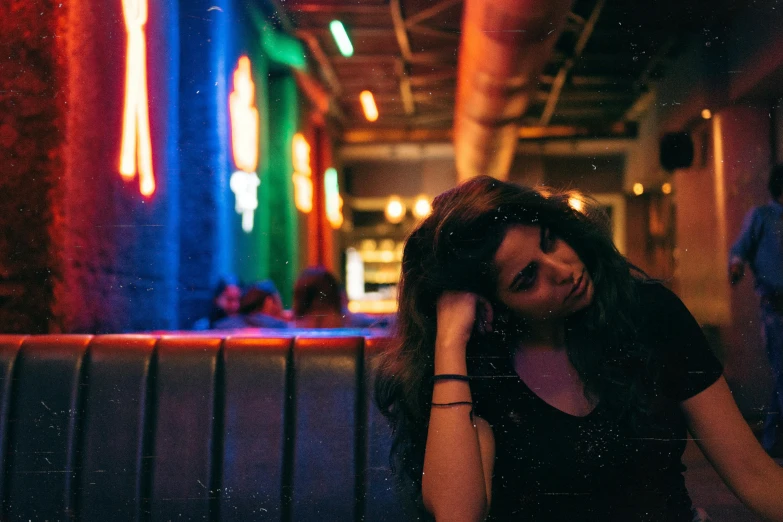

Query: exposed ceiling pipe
[[453, 0, 574, 181]]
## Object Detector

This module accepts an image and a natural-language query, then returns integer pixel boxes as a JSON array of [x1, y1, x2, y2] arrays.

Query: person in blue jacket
[[729, 164, 783, 456]]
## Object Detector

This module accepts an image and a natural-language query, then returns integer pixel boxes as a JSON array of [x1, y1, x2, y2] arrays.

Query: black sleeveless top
[[470, 282, 723, 522]]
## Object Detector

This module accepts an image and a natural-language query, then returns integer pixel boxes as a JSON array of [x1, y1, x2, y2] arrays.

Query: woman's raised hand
[[435, 292, 493, 353]]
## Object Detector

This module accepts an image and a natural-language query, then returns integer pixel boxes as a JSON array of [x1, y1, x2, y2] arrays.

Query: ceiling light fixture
[[360, 90, 379, 122], [329, 20, 354, 57]]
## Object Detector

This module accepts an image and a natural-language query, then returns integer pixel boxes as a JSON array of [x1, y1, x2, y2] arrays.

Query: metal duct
[[453, 0, 574, 181]]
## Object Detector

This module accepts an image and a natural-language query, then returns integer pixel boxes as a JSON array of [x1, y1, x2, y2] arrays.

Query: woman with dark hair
[[292, 266, 345, 328], [375, 176, 783, 521]]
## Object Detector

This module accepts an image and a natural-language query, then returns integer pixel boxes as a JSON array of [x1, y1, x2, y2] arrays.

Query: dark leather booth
[[0, 334, 419, 521]]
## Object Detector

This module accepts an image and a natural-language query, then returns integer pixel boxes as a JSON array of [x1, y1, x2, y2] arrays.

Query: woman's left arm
[[682, 376, 783, 522]]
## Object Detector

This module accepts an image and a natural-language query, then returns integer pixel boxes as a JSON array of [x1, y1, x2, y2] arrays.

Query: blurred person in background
[[192, 276, 241, 330], [292, 266, 346, 328], [213, 283, 288, 329], [729, 164, 783, 457]]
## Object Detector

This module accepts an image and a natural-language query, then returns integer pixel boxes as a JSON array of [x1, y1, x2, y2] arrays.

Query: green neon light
[[329, 20, 354, 57], [324, 167, 340, 222], [261, 22, 307, 70]]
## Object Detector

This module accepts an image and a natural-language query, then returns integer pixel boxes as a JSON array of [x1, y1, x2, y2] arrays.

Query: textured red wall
[[0, 0, 69, 332]]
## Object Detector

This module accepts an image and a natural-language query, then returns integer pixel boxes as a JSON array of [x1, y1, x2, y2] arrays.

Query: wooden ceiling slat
[[404, 0, 463, 28]]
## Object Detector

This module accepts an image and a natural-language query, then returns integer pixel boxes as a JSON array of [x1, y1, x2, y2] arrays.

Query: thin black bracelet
[[431, 401, 474, 422], [431, 401, 473, 408], [431, 374, 470, 383]]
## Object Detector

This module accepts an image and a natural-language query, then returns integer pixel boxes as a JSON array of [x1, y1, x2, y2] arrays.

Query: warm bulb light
[[633, 183, 644, 196], [412, 196, 431, 219], [385, 196, 405, 224], [360, 90, 379, 122], [661, 182, 672, 194], [119, 0, 155, 196], [701, 109, 712, 120], [329, 20, 354, 57]]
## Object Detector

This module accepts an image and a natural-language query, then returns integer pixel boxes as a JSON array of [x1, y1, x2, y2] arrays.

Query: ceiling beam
[[341, 128, 453, 143], [296, 30, 342, 95], [291, 4, 389, 15], [396, 59, 416, 115], [407, 24, 460, 41], [293, 27, 397, 39], [533, 90, 637, 102], [332, 52, 457, 65], [390, 0, 416, 115], [633, 37, 676, 91], [404, 0, 463, 28], [409, 70, 457, 86], [540, 0, 606, 126], [540, 74, 634, 87], [340, 123, 636, 144]]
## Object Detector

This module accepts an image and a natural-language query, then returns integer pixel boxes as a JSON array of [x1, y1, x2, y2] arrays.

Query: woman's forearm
[[421, 343, 488, 522]]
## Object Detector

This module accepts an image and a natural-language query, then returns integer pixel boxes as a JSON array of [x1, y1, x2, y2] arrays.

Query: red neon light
[[119, 0, 155, 197], [230, 56, 259, 172]]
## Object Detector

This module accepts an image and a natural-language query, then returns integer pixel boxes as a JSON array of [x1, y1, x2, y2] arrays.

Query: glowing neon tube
[[119, 0, 155, 196], [360, 90, 378, 122]]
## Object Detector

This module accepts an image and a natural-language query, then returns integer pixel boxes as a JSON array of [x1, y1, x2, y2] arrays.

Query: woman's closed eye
[[510, 262, 538, 291]]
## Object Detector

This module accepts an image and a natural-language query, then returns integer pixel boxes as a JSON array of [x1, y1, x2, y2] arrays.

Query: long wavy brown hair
[[374, 176, 655, 502]]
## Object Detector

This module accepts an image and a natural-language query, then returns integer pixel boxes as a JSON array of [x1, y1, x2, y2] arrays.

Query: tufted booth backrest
[[0, 334, 420, 521]]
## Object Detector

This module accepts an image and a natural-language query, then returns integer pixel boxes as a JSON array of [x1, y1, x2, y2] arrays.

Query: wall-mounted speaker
[[660, 132, 694, 171]]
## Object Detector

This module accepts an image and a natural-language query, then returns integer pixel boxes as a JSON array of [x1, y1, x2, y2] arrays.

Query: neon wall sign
[[119, 0, 155, 197], [292, 133, 313, 213], [324, 167, 343, 229], [228, 56, 261, 233]]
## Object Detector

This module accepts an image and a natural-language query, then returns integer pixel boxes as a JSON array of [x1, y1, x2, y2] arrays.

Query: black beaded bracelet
[[431, 374, 470, 383]]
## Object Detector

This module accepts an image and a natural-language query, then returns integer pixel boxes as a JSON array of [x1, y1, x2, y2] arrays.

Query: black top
[[471, 281, 723, 522]]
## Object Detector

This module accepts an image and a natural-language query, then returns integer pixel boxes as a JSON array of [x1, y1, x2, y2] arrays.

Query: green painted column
[[266, 72, 299, 306]]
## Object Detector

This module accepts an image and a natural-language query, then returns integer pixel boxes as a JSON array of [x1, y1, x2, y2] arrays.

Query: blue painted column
[[177, 0, 236, 328]]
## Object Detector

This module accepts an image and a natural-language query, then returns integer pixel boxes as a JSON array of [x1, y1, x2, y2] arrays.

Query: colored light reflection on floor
[[119, 0, 155, 197]]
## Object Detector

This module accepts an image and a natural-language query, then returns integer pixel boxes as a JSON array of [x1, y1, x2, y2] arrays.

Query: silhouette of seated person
[[292, 266, 347, 328], [192, 277, 241, 330], [249, 279, 290, 321], [213, 285, 288, 329]]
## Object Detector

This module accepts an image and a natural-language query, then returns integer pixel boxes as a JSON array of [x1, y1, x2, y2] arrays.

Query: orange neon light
[[360, 90, 379, 122], [230, 56, 259, 172], [292, 133, 313, 213], [292, 172, 314, 213], [119, 0, 155, 197], [292, 133, 312, 176]]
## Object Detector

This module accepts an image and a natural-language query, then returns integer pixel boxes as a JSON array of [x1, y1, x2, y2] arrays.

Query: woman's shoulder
[[634, 279, 688, 318]]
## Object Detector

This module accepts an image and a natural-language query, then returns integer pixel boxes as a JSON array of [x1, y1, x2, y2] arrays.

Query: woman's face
[[216, 284, 242, 316], [493, 224, 594, 323]]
